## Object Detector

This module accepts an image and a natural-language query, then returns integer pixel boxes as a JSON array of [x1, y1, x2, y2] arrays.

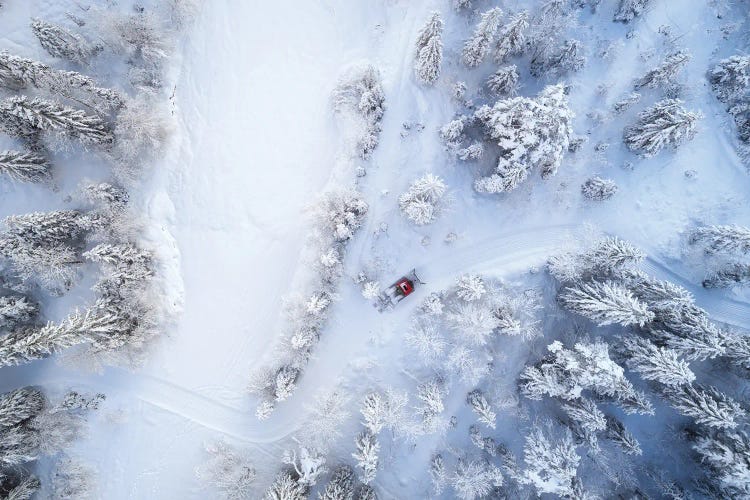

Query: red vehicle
[[377, 269, 424, 311]]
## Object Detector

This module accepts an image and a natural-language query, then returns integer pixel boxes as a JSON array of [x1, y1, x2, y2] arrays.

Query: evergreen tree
[[703, 263, 750, 288], [399, 173, 447, 226], [462, 8, 503, 67], [414, 13, 443, 85], [429, 454, 447, 495], [473, 84, 573, 193], [31, 19, 99, 65], [666, 385, 745, 429], [558, 280, 654, 327], [604, 415, 642, 455], [562, 397, 606, 435], [318, 465, 355, 500], [455, 274, 486, 302], [530, 39, 586, 78], [355, 484, 377, 500], [263, 472, 307, 500], [451, 459, 502, 500], [0, 96, 113, 147], [693, 430, 750, 496], [710, 55, 750, 104], [521, 427, 579, 497], [467, 390, 496, 429], [0, 387, 45, 428], [581, 176, 618, 200], [634, 50, 691, 90], [0, 150, 51, 183], [621, 336, 695, 386], [0, 296, 38, 330], [613, 0, 651, 23], [493, 11, 528, 63], [548, 236, 645, 283], [0, 307, 120, 367], [690, 225, 750, 255], [3, 474, 41, 500], [486, 65, 519, 96], [624, 99, 701, 158], [352, 431, 379, 485]]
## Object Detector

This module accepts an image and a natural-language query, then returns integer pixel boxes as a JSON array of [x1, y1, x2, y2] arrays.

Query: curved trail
[[26, 226, 749, 444]]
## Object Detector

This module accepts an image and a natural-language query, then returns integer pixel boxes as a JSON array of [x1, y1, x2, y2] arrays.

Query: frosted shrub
[[51, 456, 96, 499], [581, 176, 618, 200], [473, 84, 573, 193], [399, 174, 447, 225]]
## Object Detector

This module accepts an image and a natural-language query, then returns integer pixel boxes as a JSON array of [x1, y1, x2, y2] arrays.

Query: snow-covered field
[[2, 0, 750, 498]]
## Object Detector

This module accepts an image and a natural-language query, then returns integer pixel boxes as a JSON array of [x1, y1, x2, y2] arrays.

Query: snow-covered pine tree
[[613, 92, 641, 114], [0, 52, 123, 113], [473, 84, 573, 193], [530, 39, 586, 79], [665, 384, 745, 429], [31, 19, 99, 65], [0, 96, 113, 147], [84, 243, 153, 298], [604, 415, 642, 455], [195, 441, 256, 499], [354, 485, 377, 500], [352, 431, 379, 485], [613, 0, 651, 23], [51, 456, 96, 500], [467, 390, 496, 429], [623, 98, 701, 158], [621, 336, 695, 386], [0, 150, 51, 183], [634, 50, 691, 90], [486, 65, 519, 96], [548, 236, 644, 283], [690, 225, 750, 255], [462, 7, 503, 67], [562, 397, 606, 436], [313, 190, 368, 243], [457, 142, 483, 161], [414, 13, 443, 85], [263, 471, 307, 500], [693, 430, 750, 497], [4, 210, 87, 245], [2, 474, 41, 500], [558, 280, 654, 327], [0, 387, 45, 428], [0, 307, 120, 367], [439, 116, 466, 146], [399, 173, 447, 226], [520, 426, 579, 497], [318, 464, 355, 500], [447, 302, 500, 346], [710, 55, 750, 104], [416, 378, 446, 430], [429, 454, 447, 495], [455, 274, 486, 302], [0, 296, 38, 330], [703, 263, 750, 288], [451, 459, 502, 500], [493, 11, 528, 63], [581, 176, 618, 200]]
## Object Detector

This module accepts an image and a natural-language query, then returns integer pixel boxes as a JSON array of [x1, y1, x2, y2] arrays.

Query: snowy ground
[[2, 0, 750, 498]]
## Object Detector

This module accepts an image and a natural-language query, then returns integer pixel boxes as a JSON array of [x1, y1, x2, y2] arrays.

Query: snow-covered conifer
[[634, 50, 691, 90], [581, 176, 618, 201], [548, 236, 644, 283], [703, 263, 750, 288], [399, 174, 447, 225], [623, 99, 701, 158], [457, 142, 484, 161], [332, 65, 385, 158], [439, 116, 466, 146], [0, 96, 113, 147], [355, 485, 377, 500], [318, 465, 355, 500], [416, 379, 446, 430], [352, 431, 379, 485], [558, 281, 654, 327], [613, 0, 651, 23], [689, 225, 750, 255], [493, 11, 528, 63], [263, 472, 307, 500], [93, 9, 170, 68], [562, 398, 606, 435], [429, 454, 447, 495], [462, 8, 503, 67], [530, 39, 586, 78], [693, 430, 750, 496], [360, 392, 387, 434], [414, 13, 443, 85], [710, 55, 750, 104], [521, 427, 579, 497], [3, 474, 41, 500], [0, 387, 45, 429], [666, 385, 745, 429], [455, 274, 486, 302], [313, 190, 368, 243], [453, 0, 471, 10], [0, 150, 51, 183], [0, 296, 38, 330], [473, 84, 573, 193], [467, 390, 495, 429], [604, 415, 642, 455], [195, 441, 256, 499], [469, 426, 498, 456], [486, 65, 519, 96], [31, 19, 99, 65], [621, 336, 695, 386], [452, 459, 502, 500]]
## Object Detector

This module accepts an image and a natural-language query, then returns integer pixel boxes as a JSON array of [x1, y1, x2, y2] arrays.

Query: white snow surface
[[1, 0, 750, 498]]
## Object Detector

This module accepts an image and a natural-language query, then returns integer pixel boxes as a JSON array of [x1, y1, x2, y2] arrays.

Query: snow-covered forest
[[1, 0, 750, 498]]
